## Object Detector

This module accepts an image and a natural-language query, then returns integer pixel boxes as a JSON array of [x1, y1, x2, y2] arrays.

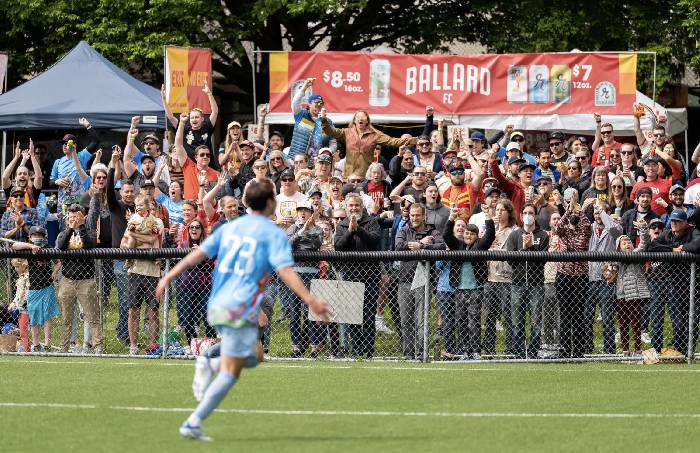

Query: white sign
[[309, 279, 365, 324], [142, 115, 158, 124]]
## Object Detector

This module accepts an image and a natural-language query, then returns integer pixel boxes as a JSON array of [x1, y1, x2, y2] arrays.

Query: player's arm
[[276, 265, 329, 320], [155, 247, 208, 299]]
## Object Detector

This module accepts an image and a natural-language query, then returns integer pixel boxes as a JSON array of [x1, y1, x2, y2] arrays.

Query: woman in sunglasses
[[321, 110, 418, 180], [267, 149, 290, 192], [176, 219, 216, 349], [607, 175, 634, 220]]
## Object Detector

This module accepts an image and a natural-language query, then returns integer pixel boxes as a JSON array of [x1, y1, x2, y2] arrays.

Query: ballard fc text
[[406, 63, 491, 104]]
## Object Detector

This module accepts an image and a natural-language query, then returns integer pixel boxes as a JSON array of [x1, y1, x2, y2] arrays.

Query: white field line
[[2, 402, 700, 419], [2, 359, 700, 373]]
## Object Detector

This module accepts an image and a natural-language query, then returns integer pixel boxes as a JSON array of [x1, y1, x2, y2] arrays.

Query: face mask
[[522, 214, 535, 226], [30, 237, 48, 247]]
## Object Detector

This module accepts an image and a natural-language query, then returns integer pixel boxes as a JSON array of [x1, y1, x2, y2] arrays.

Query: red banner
[[164, 46, 212, 113], [269, 51, 637, 116]]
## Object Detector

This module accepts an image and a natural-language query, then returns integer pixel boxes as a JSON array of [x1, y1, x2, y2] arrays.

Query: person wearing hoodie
[[505, 204, 550, 358], [394, 203, 446, 359], [442, 208, 495, 359], [586, 200, 623, 355], [424, 183, 449, 234], [286, 201, 323, 358]]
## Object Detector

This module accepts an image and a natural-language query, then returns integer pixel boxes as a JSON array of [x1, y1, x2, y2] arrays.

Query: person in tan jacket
[[321, 110, 417, 179]]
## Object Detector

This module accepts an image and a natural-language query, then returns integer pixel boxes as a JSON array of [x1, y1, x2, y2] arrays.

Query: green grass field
[[2, 356, 700, 452]]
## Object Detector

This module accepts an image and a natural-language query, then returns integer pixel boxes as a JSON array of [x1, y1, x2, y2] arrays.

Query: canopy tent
[[0, 41, 165, 130], [265, 91, 687, 137]]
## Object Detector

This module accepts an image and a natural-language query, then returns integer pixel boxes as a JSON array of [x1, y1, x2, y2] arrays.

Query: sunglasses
[[449, 169, 465, 176], [576, 156, 588, 160], [198, 153, 211, 158], [253, 165, 267, 170], [511, 137, 524, 142], [653, 133, 664, 137], [11, 194, 23, 198], [281, 178, 294, 182], [271, 157, 283, 161], [417, 143, 430, 147], [621, 151, 634, 155], [611, 185, 624, 189], [95, 175, 107, 180], [650, 225, 662, 230], [189, 225, 202, 230], [333, 216, 346, 220], [466, 145, 474, 149], [609, 154, 619, 158], [601, 130, 612, 135], [549, 142, 562, 147], [567, 166, 580, 171]]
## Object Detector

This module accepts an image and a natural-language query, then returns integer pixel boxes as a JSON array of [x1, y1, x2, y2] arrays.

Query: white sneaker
[[641, 332, 651, 344], [375, 315, 394, 334], [179, 422, 212, 441], [192, 356, 214, 402]]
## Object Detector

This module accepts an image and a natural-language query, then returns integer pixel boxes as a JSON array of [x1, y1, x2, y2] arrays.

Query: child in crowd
[[615, 219, 650, 356], [123, 195, 162, 269], [9, 258, 30, 351], [12, 226, 60, 352]]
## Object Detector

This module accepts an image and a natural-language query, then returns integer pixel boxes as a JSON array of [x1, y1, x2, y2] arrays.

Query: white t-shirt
[[275, 191, 308, 226]]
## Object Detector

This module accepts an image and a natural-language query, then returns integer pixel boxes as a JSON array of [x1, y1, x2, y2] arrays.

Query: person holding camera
[[554, 192, 592, 358]]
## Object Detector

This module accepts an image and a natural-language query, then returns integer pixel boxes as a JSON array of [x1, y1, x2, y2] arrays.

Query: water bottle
[[36, 193, 48, 226]]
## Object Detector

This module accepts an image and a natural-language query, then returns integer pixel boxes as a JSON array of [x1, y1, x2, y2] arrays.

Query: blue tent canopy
[[0, 41, 165, 130]]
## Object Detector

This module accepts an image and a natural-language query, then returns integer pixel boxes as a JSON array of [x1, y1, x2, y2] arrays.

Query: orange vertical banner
[[164, 46, 212, 113]]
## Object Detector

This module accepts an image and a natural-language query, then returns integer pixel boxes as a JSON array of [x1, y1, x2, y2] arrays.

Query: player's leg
[[181, 326, 257, 440]]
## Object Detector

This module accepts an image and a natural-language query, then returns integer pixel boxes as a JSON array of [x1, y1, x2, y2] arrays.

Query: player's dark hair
[[245, 179, 276, 211]]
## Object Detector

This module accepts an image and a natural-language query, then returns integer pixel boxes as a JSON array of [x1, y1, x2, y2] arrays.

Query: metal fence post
[[688, 262, 696, 365], [95, 259, 103, 333], [162, 259, 171, 359], [422, 261, 430, 363]]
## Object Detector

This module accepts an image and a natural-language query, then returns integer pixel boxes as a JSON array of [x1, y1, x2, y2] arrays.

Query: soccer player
[[156, 179, 329, 441]]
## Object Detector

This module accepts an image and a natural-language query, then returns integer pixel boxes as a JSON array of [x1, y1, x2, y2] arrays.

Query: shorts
[[218, 325, 259, 359], [27, 286, 60, 327], [127, 274, 159, 309]]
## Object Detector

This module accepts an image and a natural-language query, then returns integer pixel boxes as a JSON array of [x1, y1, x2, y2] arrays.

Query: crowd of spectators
[[3, 77, 700, 360]]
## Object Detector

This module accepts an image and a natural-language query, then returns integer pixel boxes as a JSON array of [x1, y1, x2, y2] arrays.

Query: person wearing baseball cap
[[487, 142, 536, 222], [630, 153, 672, 216], [1, 187, 39, 242], [52, 117, 99, 208], [660, 184, 693, 229], [439, 152, 483, 216], [288, 78, 337, 160]]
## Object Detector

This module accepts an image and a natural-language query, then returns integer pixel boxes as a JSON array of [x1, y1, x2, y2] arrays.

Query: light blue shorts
[[217, 325, 258, 359]]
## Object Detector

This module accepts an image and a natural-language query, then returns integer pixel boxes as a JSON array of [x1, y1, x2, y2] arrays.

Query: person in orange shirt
[[174, 112, 219, 200]]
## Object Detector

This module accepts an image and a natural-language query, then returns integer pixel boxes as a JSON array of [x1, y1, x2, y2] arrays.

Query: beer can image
[[529, 65, 549, 103], [551, 65, 571, 104], [507, 65, 527, 103], [369, 59, 391, 107], [291, 79, 312, 104]]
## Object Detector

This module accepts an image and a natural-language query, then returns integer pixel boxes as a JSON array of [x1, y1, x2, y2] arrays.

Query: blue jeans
[[510, 284, 543, 358], [586, 280, 617, 354], [647, 279, 668, 353], [436, 291, 456, 354], [455, 288, 482, 354], [113, 260, 129, 342]]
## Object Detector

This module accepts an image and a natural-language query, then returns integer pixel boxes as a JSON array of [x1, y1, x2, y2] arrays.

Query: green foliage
[[475, 0, 695, 98]]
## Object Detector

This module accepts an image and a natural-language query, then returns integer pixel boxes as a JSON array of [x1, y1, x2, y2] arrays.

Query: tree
[[0, 0, 488, 109], [474, 0, 696, 100]]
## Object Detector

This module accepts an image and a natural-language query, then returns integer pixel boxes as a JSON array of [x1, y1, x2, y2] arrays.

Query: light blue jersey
[[200, 214, 294, 328], [156, 193, 184, 225], [50, 149, 92, 206]]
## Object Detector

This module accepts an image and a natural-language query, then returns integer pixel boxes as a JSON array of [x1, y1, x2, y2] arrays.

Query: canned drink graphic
[[529, 65, 549, 103], [369, 59, 391, 107], [551, 65, 571, 104], [507, 65, 527, 103]]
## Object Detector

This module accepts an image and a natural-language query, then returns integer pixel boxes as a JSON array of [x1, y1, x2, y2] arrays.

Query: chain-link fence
[[0, 248, 699, 363]]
